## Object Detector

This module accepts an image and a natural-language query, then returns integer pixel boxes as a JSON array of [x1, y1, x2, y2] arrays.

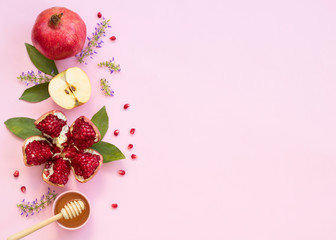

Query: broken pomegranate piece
[[23, 136, 53, 166], [35, 111, 67, 138], [70, 116, 101, 150], [43, 155, 71, 187], [22, 110, 103, 187], [71, 149, 103, 182], [35, 110, 69, 149]]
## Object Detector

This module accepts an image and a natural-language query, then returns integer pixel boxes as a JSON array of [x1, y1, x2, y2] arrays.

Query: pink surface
[[1, 0, 336, 239]]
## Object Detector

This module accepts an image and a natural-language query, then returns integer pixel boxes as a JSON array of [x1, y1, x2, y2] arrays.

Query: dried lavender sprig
[[17, 70, 53, 86], [100, 78, 114, 96], [77, 18, 111, 64], [98, 58, 121, 74], [17, 188, 57, 217]]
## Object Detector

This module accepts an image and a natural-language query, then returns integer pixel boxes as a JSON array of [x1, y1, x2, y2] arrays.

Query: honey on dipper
[[54, 191, 90, 228]]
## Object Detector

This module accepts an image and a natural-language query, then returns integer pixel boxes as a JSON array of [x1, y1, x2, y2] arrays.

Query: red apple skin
[[32, 7, 86, 60]]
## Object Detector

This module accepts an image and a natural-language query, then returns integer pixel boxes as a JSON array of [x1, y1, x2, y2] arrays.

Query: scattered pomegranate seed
[[127, 144, 133, 149], [97, 12, 102, 18], [111, 203, 118, 209], [124, 104, 130, 110], [130, 128, 136, 135], [118, 170, 126, 175], [110, 36, 116, 41], [21, 186, 26, 193], [114, 129, 120, 136], [131, 154, 137, 160], [13, 170, 19, 178]]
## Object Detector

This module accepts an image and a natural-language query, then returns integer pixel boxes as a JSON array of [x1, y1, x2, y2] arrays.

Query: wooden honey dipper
[[7, 200, 85, 240]]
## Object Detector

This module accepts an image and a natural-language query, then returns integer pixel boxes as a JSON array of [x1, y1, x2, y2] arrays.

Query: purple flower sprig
[[17, 188, 57, 217], [77, 18, 111, 64], [100, 78, 114, 96], [17, 70, 53, 86], [98, 58, 121, 74]]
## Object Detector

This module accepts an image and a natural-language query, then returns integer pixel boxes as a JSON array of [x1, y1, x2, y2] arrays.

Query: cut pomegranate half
[[43, 155, 71, 187], [23, 136, 53, 166], [71, 149, 103, 183]]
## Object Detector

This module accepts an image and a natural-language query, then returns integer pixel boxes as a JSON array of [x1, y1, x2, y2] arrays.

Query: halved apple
[[48, 67, 91, 109]]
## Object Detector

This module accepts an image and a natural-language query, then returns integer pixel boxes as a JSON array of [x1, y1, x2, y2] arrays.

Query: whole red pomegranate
[[31, 7, 86, 60], [22, 110, 103, 187]]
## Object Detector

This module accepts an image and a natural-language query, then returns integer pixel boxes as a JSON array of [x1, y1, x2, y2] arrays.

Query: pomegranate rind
[[71, 149, 103, 183], [69, 116, 101, 150], [42, 154, 71, 187], [22, 135, 52, 167]]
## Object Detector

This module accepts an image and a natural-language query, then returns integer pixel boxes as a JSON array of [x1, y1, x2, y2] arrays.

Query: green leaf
[[91, 106, 108, 140], [91, 141, 125, 163], [4, 117, 41, 139], [25, 43, 59, 76], [19, 82, 50, 102]]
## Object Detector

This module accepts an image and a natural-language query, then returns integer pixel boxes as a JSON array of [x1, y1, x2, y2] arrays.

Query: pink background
[[1, 0, 336, 239]]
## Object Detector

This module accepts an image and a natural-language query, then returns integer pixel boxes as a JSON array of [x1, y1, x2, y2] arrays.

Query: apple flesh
[[48, 67, 91, 109], [32, 7, 86, 60]]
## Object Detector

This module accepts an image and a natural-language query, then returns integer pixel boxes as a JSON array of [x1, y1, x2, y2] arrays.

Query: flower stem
[[77, 18, 111, 64], [98, 58, 121, 74], [18, 70, 52, 86], [17, 188, 57, 217], [100, 78, 114, 96]]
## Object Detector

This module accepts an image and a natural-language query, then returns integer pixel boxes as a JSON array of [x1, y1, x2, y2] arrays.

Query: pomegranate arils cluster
[[36, 114, 66, 138], [71, 150, 101, 180], [70, 117, 100, 150], [23, 110, 103, 187], [45, 156, 71, 186], [35, 111, 69, 149], [24, 138, 53, 166]]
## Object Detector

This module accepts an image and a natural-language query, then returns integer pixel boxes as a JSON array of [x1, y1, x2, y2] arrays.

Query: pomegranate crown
[[49, 13, 63, 28]]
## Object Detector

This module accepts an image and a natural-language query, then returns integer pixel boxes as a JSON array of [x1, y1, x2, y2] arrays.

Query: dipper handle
[[7, 213, 63, 240], [7, 200, 85, 240]]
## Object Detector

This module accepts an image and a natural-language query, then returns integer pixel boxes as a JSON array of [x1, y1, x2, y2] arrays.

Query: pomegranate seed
[[21, 186, 26, 193], [118, 170, 126, 175], [111, 203, 118, 209], [127, 144, 133, 149], [130, 128, 135, 135], [97, 12, 102, 18], [13, 170, 19, 178], [110, 36, 116, 41], [131, 154, 137, 160], [114, 129, 120, 136], [124, 104, 130, 110]]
